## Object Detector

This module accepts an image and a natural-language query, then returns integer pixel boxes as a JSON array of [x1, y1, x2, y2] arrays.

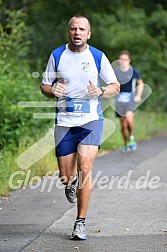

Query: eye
[[70, 27, 76, 31]]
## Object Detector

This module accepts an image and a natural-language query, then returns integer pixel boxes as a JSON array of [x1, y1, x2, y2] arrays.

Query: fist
[[52, 80, 66, 97], [134, 95, 141, 103], [87, 81, 101, 97]]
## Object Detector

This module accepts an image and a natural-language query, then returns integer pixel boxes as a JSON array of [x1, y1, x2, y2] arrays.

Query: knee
[[78, 164, 92, 178], [59, 172, 68, 185], [59, 172, 76, 186]]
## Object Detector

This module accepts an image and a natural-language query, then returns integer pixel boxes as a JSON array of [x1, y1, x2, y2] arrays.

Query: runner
[[40, 15, 120, 240], [114, 50, 144, 152]]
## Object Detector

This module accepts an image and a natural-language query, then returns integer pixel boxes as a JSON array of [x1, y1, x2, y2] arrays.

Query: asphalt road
[[0, 133, 167, 252]]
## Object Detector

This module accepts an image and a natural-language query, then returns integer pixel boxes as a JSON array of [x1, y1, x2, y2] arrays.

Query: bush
[[0, 10, 54, 151]]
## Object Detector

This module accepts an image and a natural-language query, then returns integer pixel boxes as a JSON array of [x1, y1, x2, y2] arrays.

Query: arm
[[100, 82, 120, 98], [40, 84, 55, 98], [93, 53, 120, 97], [40, 53, 66, 98], [87, 81, 120, 98], [134, 79, 144, 103], [40, 82, 66, 99]]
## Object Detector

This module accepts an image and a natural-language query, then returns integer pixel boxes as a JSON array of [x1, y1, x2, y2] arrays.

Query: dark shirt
[[114, 67, 141, 93]]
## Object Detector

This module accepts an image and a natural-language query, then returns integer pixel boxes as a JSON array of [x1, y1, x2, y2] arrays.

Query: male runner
[[40, 15, 120, 240]]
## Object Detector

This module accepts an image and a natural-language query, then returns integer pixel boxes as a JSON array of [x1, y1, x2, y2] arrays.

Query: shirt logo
[[82, 62, 90, 72]]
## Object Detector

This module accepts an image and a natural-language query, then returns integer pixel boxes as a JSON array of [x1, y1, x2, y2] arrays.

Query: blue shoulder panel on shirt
[[89, 46, 103, 73], [52, 45, 102, 73], [52, 45, 66, 71]]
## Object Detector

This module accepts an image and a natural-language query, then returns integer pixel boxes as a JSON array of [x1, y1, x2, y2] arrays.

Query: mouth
[[73, 37, 81, 43]]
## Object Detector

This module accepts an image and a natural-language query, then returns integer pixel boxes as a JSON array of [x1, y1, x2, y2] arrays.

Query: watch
[[100, 86, 106, 96]]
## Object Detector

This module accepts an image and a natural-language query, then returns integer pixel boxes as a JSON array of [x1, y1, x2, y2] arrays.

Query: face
[[119, 54, 131, 70], [68, 17, 91, 52]]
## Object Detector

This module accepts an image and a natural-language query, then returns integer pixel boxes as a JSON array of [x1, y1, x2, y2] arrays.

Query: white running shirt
[[42, 44, 118, 127]]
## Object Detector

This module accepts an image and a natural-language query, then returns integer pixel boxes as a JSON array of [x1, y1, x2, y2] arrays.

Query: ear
[[87, 31, 91, 40]]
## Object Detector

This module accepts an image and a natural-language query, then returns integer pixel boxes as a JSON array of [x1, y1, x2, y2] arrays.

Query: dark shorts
[[115, 100, 135, 118], [54, 120, 104, 157]]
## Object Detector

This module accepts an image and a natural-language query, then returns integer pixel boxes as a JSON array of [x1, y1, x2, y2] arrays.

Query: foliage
[[0, 9, 53, 151], [23, 1, 167, 111], [0, 8, 55, 195]]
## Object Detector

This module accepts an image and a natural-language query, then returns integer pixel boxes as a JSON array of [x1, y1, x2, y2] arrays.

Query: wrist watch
[[100, 86, 106, 96]]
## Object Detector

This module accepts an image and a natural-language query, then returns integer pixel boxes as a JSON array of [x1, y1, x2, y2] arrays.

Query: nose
[[75, 28, 80, 35]]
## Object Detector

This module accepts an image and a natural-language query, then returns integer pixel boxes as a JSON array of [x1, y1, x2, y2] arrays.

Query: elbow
[[116, 82, 120, 94], [40, 83, 43, 91], [40, 83, 45, 95]]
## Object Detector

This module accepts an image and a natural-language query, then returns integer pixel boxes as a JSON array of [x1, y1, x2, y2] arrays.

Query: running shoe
[[65, 176, 78, 203], [128, 136, 137, 151], [121, 145, 130, 153], [129, 143, 137, 151], [71, 221, 87, 240]]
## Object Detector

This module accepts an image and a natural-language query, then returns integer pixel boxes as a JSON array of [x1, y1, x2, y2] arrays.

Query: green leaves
[[0, 9, 53, 152]]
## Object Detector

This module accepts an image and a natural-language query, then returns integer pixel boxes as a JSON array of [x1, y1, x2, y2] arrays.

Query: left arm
[[87, 52, 120, 97], [101, 82, 120, 98], [87, 81, 120, 98], [134, 79, 144, 103]]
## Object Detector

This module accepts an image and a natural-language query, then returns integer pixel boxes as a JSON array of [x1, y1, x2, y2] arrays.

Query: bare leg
[[76, 145, 98, 218], [120, 117, 128, 145], [126, 111, 134, 137], [57, 145, 98, 218], [57, 153, 77, 185]]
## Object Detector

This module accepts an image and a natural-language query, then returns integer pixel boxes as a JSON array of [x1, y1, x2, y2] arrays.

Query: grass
[[0, 139, 56, 196], [100, 109, 167, 151], [0, 110, 167, 195]]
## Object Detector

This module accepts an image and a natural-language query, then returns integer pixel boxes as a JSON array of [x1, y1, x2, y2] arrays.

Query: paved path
[[0, 133, 167, 252]]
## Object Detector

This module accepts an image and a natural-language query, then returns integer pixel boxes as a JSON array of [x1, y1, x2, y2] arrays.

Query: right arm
[[40, 84, 55, 98], [40, 53, 66, 98], [40, 82, 66, 98]]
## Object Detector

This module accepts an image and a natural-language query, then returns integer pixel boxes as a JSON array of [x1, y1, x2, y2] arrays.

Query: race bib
[[117, 92, 131, 103], [66, 97, 90, 113]]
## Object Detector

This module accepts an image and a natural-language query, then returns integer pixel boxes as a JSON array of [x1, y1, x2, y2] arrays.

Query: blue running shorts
[[54, 120, 103, 157]]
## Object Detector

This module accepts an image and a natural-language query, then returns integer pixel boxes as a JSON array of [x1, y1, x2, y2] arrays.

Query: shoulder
[[132, 67, 141, 79], [88, 45, 104, 72], [88, 45, 103, 54], [52, 45, 66, 56], [51, 45, 66, 71], [88, 45, 103, 59], [133, 67, 139, 75]]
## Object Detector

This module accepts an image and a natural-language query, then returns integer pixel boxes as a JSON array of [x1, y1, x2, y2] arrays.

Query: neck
[[68, 43, 87, 52]]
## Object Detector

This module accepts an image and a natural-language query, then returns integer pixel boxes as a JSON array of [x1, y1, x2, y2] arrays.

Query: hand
[[87, 81, 102, 97], [134, 95, 141, 103], [52, 80, 66, 97]]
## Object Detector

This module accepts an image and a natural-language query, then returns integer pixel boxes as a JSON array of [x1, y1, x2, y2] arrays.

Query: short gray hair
[[68, 15, 91, 31]]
